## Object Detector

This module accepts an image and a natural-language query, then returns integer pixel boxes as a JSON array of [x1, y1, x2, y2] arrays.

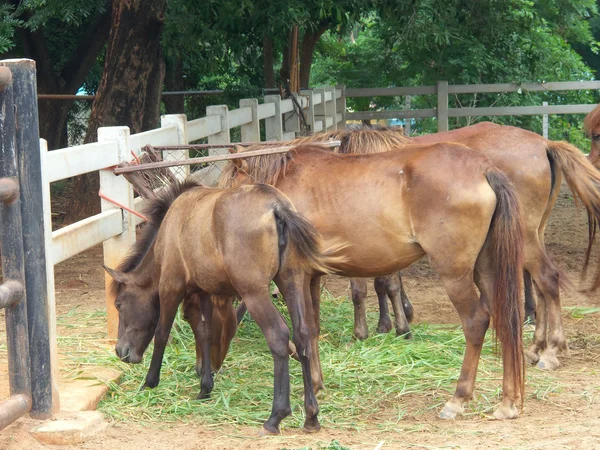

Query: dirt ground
[[1, 182, 600, 449]]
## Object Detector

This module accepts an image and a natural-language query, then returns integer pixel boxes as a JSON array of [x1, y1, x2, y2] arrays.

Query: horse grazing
[[104, 179, 342, 435], [294, 124, 600, 370], [220, 143, 525, 420]]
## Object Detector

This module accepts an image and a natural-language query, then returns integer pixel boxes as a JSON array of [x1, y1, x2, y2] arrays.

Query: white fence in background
[[41, 86, 346, 341]]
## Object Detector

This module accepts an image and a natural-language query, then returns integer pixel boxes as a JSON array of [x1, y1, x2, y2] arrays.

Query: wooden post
[[543, 101, 549, 138], [98, 126, 136, 339], [0, 68, 32, 409], [264, 95, 283, 140], [437, 81, 449, 132], [161, 114, 189, 180], [240, 99, 260, 142], [336, 84, 346, 129], [325, 86, 337, 130], [313, 88, 326, 133], [404, 96, 411, 136], [205, 105, 230, 185], [2, 58, 55, 418], [283, 93, 301, 138], [299, 89, 315, 134]]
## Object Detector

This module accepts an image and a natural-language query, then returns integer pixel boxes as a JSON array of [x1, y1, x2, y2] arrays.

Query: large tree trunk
[[65, 0, 167, 223], [263, 38, 276, 89], [13, 5, 112, 150], [164, 56, 184, 114], [299, 25, 329, 89], [279, 29, 293, 86]]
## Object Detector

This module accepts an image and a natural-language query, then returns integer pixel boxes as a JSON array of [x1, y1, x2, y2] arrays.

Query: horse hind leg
[[398, 272, 414, 323], [523, 270, 536, 325], [276, 272, 321, 433], [376, 274, 411, 338], [437, 273, 490, 420], [350, 278, 369, 340], [373, 276, 394, 334]]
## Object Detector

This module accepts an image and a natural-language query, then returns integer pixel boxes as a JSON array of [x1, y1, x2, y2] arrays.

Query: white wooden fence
[[40, 86, 346, 394]]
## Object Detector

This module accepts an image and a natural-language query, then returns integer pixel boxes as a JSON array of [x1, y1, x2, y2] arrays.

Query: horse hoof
[[524, 349, 540, 365], [537, 354, 560, 371], [353, 329, 369, 341], [493, 405, 519, 420], [397, 329, 412, 339], [303, 419, 321, 433], [376, 320, 393, 334], [143, 379, 159, 390], [196, 390, 210, 400], [439, 402, 463, 420], [258, 425, 280, 437]]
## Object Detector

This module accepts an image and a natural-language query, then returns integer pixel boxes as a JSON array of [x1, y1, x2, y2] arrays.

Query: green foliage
[[311, 1, 599, 141]]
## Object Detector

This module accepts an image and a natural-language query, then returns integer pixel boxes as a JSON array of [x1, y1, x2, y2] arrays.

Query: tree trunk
[[65, 0, 167, 223], [263, 38, 276, 89], [12, 5, 112, 150], [164, 56, 184, 114], [299, 25, 329, 89], [279, 29, 293, 86]]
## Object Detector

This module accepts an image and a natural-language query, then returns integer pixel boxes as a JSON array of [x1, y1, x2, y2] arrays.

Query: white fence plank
[[229, 107, 253, 128], [47, 141, 119, 183], [281, 99, 294, 115], [51, 209, 123, 265], [257, 102, 276, 120], [129, 125, 179, 153], [187, 115, 222, 142]]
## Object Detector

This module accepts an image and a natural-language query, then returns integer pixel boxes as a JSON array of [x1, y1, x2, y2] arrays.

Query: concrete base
[[31, 411, 108, 445], [59, 368, 121, 412]]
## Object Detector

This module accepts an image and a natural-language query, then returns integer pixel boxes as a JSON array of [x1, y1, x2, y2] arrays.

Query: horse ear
[[102, 265, 129, 284]]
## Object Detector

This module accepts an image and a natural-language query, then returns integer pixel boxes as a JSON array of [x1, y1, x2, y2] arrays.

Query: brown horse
[[221, 143, 525, 420], [584, 103, 600, 167], [292, 124, 600, 371], [104, 179, 342, 435]]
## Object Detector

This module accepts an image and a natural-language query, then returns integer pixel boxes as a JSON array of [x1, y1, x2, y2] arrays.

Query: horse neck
[[130, 242, 159, 291]]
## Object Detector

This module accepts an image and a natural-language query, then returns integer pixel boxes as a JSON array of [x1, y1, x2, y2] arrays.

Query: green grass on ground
[[56, 290, 563, 432]]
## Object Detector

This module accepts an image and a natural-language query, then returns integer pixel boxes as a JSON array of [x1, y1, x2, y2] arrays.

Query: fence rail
[[346, 80, 600, 131]]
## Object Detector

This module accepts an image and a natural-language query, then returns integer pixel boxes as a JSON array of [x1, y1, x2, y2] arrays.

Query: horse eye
[[115, 302, 121, 311], [593, 134, 600, 141]]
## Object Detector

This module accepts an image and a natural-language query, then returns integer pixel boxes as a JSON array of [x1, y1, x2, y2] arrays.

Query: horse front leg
[[196, 293, 215, 399], [349, 278, 369, 340], [144, 289, 182, 389]]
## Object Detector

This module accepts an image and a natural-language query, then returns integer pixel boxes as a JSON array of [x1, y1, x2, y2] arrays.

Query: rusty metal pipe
[[0, 394, 31, 431]]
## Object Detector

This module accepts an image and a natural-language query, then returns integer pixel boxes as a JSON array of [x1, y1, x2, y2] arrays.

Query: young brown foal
[[105, 180, 341, 435], [222, 144, 525, 420]]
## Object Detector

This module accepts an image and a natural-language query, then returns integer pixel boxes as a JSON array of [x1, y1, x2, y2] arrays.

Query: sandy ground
[[1, 183, 599, 449]]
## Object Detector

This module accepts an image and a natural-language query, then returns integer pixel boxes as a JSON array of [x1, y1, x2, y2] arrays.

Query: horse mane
[[109, 178, 202, 296], [218, 125, 409, 187], [583, 103, 600, 135], [291, 125, 409, 154]]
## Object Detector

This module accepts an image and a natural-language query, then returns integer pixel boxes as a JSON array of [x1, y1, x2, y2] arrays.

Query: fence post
[[437, 81, 449, 132], [2, 58, 55, 418], [336, 84, 346, 129], [264, 95, 283, 140], [283, 94, 301, 138], [543, 101, 549, 138], [313, 88, 326, 133], [240, 99, 260, 142], [0, 66, 32, 410], [325, 86, 337, 130], [98, 126, 136, 339], [205, 105, 230, 185], [300, 89, 315, 133], [161, 114, 189, 180], [404, 96, 412, 136]]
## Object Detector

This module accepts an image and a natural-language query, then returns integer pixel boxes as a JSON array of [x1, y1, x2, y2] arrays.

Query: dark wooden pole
[[1, 59, 54, 419], [0, 66, 32, 406]]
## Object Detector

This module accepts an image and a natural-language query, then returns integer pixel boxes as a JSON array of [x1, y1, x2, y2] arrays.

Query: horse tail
[[485, 169, 525, 407], [273, 202, 346, 275], [546, 140, 600, 290]]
